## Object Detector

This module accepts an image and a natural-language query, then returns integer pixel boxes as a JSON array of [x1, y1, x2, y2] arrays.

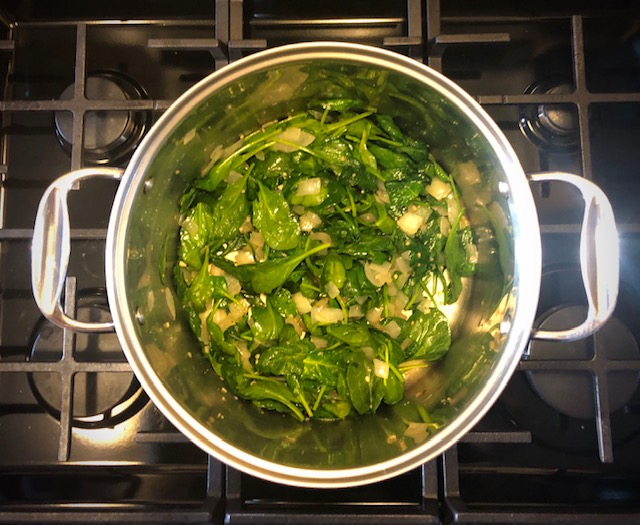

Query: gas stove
[[1, 1, 640, 523]]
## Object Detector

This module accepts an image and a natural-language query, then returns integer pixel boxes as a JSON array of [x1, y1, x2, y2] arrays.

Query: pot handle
[[529, 172, 619, 341], [31, 168, 124, 332]]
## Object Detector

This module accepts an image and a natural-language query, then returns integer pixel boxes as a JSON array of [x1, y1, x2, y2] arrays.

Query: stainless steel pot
[[31, 42, 619, 487]]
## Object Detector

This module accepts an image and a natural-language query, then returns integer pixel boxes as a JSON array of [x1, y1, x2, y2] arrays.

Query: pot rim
[[105, 41, 542, 487]]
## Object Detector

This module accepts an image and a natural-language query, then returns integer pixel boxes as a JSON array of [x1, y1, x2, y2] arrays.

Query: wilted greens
[[175, 72, 477, 421]]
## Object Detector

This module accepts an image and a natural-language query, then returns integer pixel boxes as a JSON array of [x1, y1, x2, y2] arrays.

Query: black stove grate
[[1, 1, 639, 523]]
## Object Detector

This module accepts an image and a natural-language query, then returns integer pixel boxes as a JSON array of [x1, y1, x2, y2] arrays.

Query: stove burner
[[519, 78, 579, 153], [54, 71, 151, 165], [28, 290, 148, 428], [527, 306, 640, 419]]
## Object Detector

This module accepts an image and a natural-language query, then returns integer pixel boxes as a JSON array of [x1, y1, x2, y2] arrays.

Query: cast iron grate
[[0, 1, 639, 523]]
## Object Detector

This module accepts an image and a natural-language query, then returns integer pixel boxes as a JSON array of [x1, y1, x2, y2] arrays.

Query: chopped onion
[[325, 281, 340, 299], [439, 215, 451, 236], [457, 160, 481, 185], [300, 210, 322, 232], [310, 336, 328, 348], [228, 301, 248, 322], [213, 308, 234, 333], [227, 248, 255, 265], [447, 193, 461, 226], [182, 128, 196, 145], [310, 231, 333, 246], [296, 177, 322, 196], [404, 422, 430, 444], [348, 305, 363, 319], [286, 315, 306, 337], [382, 320, 402, 339], [364, 261, 393, 288], [426, 177, 452, 200], [272, 127, 316, 152], [397, 210, 424, 236], [238, 215, 253, 234], [249, 231, 265, 249], [292, 292, 312, 314], [208, 263, 225, 277], [225, 275, 241, 296], [361, 346, 375, 360], [359, 212, 376, 224], [226, 170, 243, 184], [311, 298, 343, 324], [373, 358, 390, 379], [366, 306, 383, 327], [164, 287, 176, 320]]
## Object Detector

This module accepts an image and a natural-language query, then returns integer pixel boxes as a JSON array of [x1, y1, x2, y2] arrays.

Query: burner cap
[[54, 71, 151, 165], [519, 78, 579, 154], [527, 305, 639, 419], [28, 290, 147, 428]]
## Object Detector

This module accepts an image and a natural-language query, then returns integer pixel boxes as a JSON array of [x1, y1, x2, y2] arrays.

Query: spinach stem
[[312, 384, 327, 412]]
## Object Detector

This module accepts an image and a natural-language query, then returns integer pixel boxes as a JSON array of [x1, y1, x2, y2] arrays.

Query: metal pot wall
[[31, 43, 619, 487]]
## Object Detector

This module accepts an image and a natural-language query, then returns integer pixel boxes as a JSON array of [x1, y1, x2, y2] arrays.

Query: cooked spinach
[[176, 80, 478, 421]]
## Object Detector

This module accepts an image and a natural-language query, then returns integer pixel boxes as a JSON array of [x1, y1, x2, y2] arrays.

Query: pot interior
[[113, 45, 538, 484]]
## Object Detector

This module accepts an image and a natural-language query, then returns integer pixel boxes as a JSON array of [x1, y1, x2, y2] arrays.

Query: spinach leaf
[[321, 252, 347, 290], [346, 351, 385, 415], [403, 309, 451, 361], [444, 209, 476, 303], [179, 202, 213, 269], [250, 299, 284, 344], [210, 175, 249, 242], [253, 181, 300, 251], [249, 242, 331, 294], [386, 180, 424, 217], [326, 323, 371, 347]]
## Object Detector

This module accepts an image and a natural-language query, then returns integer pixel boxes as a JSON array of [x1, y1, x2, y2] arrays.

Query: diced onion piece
[[227, 248, 255, 265], [439, 215, 451, 236], [296, 177, 322, 196], [382, 320, 402, 339], [292, 292, 312, 314], [393, 292, 409, 318], [213, 308, 234, 333], [364, 261, 393, 288], [310, 336, 328, 348], [208, 263, 225, 277], [325, 281, 340, 299], [355, 295, 368, 305], [366, 306, 383, 327], [249, 231, 265, 249], [359, 212, 376, 224], [300, 210, 322, 232], [348, 305, 363, 319], [182, 128, 196, 145], [375, 180, 390, 204], [404, 422, 430, 444], [272, 127, 316, 152], [226, 170, 243, 184], [286, 315, 306, 337], [447, 193, 461, 226], [237, 341, 252, 370], [397, 210, 425, 236], [361, 346, 375, 360], [164, 287, 176, 320], [310, 231, 333, 246], [457, 160, 482, 185], [238, 215, 253, 234], [373, 358, 390, 379], [228, 301, 248, 323], [311, 298, 343, 324], [426, 177, 452, 200], [199, 312, 210, 344]]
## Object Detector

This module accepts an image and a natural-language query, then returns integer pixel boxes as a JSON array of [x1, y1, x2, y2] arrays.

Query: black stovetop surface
[[1, 2, 640, 523]]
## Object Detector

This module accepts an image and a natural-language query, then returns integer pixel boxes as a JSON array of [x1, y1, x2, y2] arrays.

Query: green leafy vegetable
[[253, 181, 300, 250], [175, 90, 477, 422]]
